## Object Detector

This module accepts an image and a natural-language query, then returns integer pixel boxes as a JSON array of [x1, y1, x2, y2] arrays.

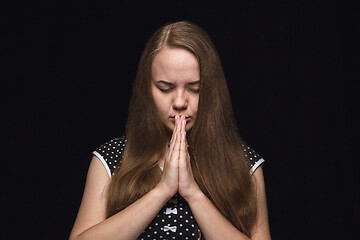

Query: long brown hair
[[106, 21, 257, 236]]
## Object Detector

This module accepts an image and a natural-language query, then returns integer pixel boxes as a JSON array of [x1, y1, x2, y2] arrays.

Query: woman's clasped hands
[[157, 115, 201, 202]]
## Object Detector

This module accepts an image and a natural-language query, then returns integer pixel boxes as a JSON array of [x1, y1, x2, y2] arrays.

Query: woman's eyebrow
[[156, 80, 174, 86], [155, 80, 200, 85], [187, 80, 200, 85]]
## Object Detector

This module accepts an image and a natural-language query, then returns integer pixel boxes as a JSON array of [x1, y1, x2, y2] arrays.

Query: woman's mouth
[[170, 116, 190, 122]]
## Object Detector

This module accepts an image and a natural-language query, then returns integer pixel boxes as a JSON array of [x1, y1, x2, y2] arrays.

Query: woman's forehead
[[151, 48, 200, 84]]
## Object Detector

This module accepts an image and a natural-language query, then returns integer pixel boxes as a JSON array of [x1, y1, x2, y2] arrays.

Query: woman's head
[[129, 21, 230, 138], [151, 47, 200, 132]]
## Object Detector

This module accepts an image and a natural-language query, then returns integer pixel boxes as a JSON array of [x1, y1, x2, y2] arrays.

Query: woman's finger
[[169, 116, 178, 146], [181, 115, 186, 134], [166, 115, 180, 160], [166, 115, 181, 163], [170, 131, 181, 167], [179, 115, 187, 165], [180, 131, 187, 161]]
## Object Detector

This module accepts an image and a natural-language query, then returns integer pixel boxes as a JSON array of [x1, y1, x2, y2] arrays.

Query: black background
[[2, 0, 359, 239]]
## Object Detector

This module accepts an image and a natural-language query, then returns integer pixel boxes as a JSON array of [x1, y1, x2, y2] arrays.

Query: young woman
[[69, 21, 271, 240]]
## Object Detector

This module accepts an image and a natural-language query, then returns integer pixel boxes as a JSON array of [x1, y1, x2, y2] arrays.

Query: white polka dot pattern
[[93, 136, 126, 175], [241, 142, 265, 175], [93, 137, 265, 239], [139, 192, 201, 240]]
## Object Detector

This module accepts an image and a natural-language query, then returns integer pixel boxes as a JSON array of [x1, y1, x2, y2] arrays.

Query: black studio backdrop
[[2, 1, 359, 239]]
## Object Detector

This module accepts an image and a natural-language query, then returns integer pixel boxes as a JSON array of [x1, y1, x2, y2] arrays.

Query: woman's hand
[[177, 115, 201, 202], [156, 115, 201, 201], [156, 115, 181, 199]]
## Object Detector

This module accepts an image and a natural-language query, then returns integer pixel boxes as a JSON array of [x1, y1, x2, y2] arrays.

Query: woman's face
[[151, 47, 200, 133]]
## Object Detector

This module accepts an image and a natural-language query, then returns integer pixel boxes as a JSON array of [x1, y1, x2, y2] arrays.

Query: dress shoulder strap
[[92, 135, 126, 178]]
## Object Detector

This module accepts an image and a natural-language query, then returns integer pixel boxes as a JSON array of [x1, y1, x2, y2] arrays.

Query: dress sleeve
[[241, 143, 265, 175], [92, 135, 126, 178]]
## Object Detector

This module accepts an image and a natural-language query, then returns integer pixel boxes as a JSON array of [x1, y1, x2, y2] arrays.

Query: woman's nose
[[172, 90, 187, 110]]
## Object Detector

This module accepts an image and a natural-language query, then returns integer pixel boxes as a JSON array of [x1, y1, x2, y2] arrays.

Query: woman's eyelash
[[158, 87, 173, 92], [157, 86, 199, 93], [189, 88, 200, 93]]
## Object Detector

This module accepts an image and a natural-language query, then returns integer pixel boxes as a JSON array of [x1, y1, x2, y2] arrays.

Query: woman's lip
[[170, 116, 190, 121]]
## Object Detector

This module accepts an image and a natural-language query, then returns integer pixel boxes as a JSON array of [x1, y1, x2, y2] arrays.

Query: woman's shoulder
[[241, 142, 265, 175], [92, 135, 127, 177]]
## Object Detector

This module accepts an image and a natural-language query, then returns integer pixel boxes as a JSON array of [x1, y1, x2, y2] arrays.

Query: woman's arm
[[68, 156, 170, 240], [176, 115, 270, 239], [69, 121, 182, 240], [249, 166, 271, 239], [186, 190, 251, 240], [185, 166, 271, 240]]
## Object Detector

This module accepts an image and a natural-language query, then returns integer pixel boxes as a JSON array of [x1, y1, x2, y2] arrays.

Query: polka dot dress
[[241, 143, 265, 175], [92, 136, 126, 177], [93, 136, 265, 240], [138, 192, 201, 240]]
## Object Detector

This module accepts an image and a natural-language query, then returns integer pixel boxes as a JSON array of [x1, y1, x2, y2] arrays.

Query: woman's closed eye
[[158, 86, 174, 93], [187, 81, 200, 93], [155, 81, 200, 93], [158, 86, 199, 93], [156, 81, 174, 93], [188, 87, 199, 93], [188, 87, 200, 93]]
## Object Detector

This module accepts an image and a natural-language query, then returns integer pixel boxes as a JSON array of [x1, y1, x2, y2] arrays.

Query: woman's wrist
[[183, 187, 204, 205], [152, 184, 176, 203]]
